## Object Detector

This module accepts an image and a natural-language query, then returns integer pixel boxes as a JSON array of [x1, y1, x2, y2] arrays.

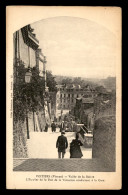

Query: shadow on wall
[[92, 115, 116, 171]]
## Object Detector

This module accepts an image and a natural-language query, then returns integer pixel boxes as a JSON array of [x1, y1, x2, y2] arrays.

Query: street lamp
[[45, 86, 49, 92], [25, 68, 32, 139], [25, 67, 32, 83]]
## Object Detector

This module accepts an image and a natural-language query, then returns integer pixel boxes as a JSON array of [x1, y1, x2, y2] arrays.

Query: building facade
[[74, 96, 94, 130], [13, 24, 46, 82], [56, 84, 95, 111], [13, 24, 51, 132]]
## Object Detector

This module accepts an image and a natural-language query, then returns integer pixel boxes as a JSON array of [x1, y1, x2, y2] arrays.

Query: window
[[68, 94, 70, 97], [39, 60, 43, 77], [29, 47, 36, 68], [64, 94, 66, 98]]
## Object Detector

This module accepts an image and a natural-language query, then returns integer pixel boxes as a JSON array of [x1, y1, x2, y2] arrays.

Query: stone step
[[13, 158, 114, 172]]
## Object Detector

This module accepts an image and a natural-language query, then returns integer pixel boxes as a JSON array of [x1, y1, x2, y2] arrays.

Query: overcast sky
[[31, 16, 116, 79]]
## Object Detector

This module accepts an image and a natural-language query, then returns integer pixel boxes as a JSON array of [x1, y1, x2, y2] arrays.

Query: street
[[27, 128, 92, 159]]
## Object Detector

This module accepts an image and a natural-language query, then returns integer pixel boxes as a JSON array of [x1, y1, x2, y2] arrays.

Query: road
[[27, 128, 92, 159]]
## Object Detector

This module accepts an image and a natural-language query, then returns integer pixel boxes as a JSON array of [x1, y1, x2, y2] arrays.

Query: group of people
[[45, 121, 57, 132], [51, 120, 75, 133], [51, 121, 66, 132], [56, 131, 83, 159]]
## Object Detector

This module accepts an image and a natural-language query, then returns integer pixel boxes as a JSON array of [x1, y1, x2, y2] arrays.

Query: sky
[[31, 16, 116, 79]]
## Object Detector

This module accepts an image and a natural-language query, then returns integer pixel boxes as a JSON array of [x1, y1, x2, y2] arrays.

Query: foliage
[[13, 63, 45, 122], [58, 76, 98, 89], [13, 64, 57, 122], [46, 70, 57, 92], [61, 78, 72, 86]]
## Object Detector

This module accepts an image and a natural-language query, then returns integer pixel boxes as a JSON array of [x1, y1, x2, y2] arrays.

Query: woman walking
[[70, 133, 83, 158]]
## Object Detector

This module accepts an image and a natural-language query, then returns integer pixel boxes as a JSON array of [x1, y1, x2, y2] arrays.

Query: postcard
[[6, 6, 122, 190]]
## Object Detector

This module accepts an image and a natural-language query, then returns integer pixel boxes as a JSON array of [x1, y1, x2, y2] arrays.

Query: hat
[[61, 131, 65, 135]]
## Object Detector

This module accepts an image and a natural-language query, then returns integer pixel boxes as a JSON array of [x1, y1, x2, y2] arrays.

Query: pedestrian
[[64, 121, 68, 132], [51, 121, 56, 132], [45, 123, 48, 132], [60, 121, 65, 132], [56, 131, 68, 159], [70, 133, 83, 158]]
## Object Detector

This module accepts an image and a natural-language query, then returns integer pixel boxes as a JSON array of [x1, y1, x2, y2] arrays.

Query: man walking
[[51, 121, 56, 132], [45, 122, 48, 132], [56, 131, 68, 159], [60, 121, 65, 132]]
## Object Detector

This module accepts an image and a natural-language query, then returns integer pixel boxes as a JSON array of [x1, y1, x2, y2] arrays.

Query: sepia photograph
[[6, 6, 121, 189]]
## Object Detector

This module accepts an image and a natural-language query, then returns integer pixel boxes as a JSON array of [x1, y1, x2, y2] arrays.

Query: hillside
[[54, 75, 116, 91]]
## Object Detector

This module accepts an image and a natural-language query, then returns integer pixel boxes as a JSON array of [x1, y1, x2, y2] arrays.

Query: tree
[[61, 78, 72, 86], [46, 70, 57, 92], [73, 77, 81, 85], [13, 64, 45, 122]]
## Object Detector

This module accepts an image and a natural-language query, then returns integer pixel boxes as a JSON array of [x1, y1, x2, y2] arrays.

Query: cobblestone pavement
[[13, 158, 114, 172]]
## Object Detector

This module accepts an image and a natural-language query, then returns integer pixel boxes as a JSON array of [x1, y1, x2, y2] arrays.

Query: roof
[[83, 107, 94, 115], [56, 84, 64, 88], [65, 84, 74, 89], [98, 92, 111, 95], [21, 25, 39, 50], [83, 84, 94, 91], [95, 86, 110, 94], [65, 84, 82, 89], [82, 97, 94, 104], [75, 84, 81, 89], [103, 100, 110, 104], [76, 97, 82, 101]]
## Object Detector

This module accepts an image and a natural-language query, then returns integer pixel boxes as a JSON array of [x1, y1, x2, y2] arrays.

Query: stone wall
[[95, 106, 116, 120], [13, 120, 28, 158], [36, 110, 46, 131], [13, 110, 47, 158], [94, 92, 116, 120], [92, 116, 116, 170]]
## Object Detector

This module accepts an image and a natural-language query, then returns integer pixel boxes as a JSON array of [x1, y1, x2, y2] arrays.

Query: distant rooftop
[[56, 84, 64, 88], [83, 84, 95, 91], [76, 97, 94, 104], [83, 107, 94, 114], [95, 86, 110, 94], [65, 84, 81, 89], [82, 97, 94, 104]]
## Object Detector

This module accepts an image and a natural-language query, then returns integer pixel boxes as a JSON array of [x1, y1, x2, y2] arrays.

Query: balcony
[[21, 26, 39, 50], [28, 31, 39, 45]]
